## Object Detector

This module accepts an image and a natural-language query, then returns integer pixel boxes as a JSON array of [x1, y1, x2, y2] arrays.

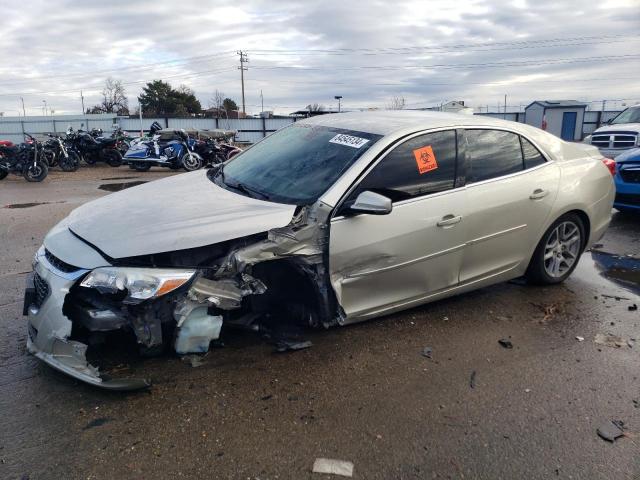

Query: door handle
[[437, 214, 462, 227], [529, 188, 549, 200]]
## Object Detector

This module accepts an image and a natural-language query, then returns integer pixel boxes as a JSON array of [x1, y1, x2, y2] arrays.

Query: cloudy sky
[[1, 0, 638, 116]]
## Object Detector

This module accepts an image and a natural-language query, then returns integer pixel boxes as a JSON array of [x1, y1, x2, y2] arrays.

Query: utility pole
[[20, 97, 26, 117], [504, 94, 507, 119], [335, 95, 342, 112], [260, 89, 264, 113], [237, 50, 248, 116], [81, 90, 85, 114]]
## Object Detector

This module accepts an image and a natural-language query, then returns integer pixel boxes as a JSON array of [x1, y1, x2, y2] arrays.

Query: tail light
[[602, 158, 616, 176]]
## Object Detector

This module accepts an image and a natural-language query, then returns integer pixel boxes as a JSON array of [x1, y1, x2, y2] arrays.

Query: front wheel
[[23, 161, 48, 182], [103, 149, 123, 167], [181, 152, 203, 171], [525, 213, 585, 285], [59, 151, 80, 172]]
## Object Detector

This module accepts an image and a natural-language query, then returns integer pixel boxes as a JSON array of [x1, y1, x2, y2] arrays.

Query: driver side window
[[352, 130, 458, 202]]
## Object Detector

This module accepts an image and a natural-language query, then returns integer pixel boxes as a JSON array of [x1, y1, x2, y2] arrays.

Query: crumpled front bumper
[[25, 252, 150, 390]]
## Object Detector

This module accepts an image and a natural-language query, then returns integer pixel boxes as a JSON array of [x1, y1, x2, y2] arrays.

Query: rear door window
[[520, 136, 546, 169], [466, 129, 524, 183], [355, 130, 458, 202]]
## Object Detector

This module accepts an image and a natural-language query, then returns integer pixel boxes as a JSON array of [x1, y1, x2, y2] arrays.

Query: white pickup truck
[[584, 105, 640, 158]]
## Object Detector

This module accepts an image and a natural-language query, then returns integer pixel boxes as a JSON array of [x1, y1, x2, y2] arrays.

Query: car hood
[[615, 147, 640, 164], [593, 123, 640, 134], [66, 170, 297, 259]]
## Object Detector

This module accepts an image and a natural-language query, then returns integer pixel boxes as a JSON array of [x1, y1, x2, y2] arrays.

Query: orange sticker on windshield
[[413, 145, 438, 174]]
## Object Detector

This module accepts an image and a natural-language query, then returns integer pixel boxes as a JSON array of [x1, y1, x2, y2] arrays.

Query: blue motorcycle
[[124, 128, 204, 172]]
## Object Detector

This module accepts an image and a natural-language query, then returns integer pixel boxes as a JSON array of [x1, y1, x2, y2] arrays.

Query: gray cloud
[[0, 0, 638, 116]]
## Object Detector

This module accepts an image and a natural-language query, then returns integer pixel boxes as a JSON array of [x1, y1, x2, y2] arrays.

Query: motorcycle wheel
[[0, 169, 7, 180], [23, 161, 48, 182], [43, 149, 57, 167], [60, 151, 81, 172], [83, 153, 97, 165], [181, 152, 203, 171], [104, 149, 123, 167], [132, 162, 151, 172]]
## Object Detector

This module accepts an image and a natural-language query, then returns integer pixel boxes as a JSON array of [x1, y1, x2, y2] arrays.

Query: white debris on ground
[[312, 458, 354, 477]]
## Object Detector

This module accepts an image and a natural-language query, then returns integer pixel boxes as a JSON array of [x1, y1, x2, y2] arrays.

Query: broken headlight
[[80, 267, 196, 302]]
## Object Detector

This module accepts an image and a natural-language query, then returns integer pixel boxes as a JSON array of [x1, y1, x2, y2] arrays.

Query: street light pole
[[20, 97, 26, 117], [42, 100, 48, 116]]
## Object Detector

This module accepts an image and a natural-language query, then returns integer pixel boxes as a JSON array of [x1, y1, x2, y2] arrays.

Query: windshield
[[611, 106, 640, 124], [212, 123, 382, 204]]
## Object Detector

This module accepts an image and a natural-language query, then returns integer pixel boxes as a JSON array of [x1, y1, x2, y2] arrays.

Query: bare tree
[[88, 77, 129, 115], [306, 103, 325, 112], [208, 90, 226, 112], [387, 96, 406, 110]]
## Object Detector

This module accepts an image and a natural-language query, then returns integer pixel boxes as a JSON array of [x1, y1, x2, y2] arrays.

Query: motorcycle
[[65, 127, 123, 167], [192, 130, 242, 166], [110, 126, 131, 156], [0, 133, 49, 182], [124, 128, 204, 172], [43, 133, 80, 171]]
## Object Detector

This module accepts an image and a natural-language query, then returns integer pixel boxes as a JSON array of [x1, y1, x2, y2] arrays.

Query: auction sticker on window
[[413, 145, 438, 174], [329, 133, 370, 148]]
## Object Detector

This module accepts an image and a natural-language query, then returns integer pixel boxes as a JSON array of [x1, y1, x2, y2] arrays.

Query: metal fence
[[0, 110, 624, 145]]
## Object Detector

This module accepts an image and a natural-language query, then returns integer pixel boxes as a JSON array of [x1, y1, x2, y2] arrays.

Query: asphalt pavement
[[1, 166, 639, 480]]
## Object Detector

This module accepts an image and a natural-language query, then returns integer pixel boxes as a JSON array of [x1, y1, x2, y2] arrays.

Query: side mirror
[[347, 190, 392, 216]]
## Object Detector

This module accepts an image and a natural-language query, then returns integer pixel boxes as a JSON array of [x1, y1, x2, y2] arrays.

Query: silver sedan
[[25, 111, 615, 388]]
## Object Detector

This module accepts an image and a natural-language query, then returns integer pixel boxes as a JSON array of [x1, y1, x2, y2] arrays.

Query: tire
[[83, 153, 97, 165], [181, 152, 203, 171], [59, 151, 80, 172], [0, 169, 7, 180], [133, 162, 151, 172], [525, 213, 585, 285], [103, 149, 123, 167], [23, 161, 48, 182]]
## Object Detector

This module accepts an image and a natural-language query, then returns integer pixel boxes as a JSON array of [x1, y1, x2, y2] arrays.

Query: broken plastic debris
[[596, 420, 625, 442], [312, 458, 354, 477], [629, 304, 638, 311], [469, 370, 477, 389], [421, 346, 433, 359], [576, 336, 585, 342], [498, 339, 513, 349], [275, 340, 313, 353]]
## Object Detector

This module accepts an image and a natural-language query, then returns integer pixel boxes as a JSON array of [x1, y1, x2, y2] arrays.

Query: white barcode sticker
[[329, 133, 370, 148]]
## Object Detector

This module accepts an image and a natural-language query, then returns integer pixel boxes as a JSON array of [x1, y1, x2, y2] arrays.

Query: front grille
[[33, 273, 50, 308], [44, 248, 80, 273], [615, 193, 640, 207], [592, 133, 638, 149], [620, 168, 640, 184]]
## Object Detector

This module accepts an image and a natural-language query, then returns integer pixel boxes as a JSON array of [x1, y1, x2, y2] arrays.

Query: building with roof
[[524, 100, 587, 141]]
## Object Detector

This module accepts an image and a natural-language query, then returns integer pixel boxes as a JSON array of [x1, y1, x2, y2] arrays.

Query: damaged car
[[25, 111, 615, 389]]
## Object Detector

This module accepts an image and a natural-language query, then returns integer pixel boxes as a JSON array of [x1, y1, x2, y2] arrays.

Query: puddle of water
[[98, 181, 147, 192], [572, 250, 640, 299], [100, 176, 140, 181], [3, 201, 66, 209]]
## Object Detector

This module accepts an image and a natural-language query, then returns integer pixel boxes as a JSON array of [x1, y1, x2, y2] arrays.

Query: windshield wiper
[[229, 181, 270, 200]]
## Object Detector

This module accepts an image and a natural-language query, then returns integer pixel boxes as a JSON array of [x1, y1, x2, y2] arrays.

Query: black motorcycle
[[65, 127, 123, 167], [43, 134, 80, 171], [194, 136, 242, 166], [0, 133, 49, 182]]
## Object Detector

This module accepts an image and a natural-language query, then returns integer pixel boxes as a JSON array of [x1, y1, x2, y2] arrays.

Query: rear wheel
[[23, 161, 48, 182], [59, 151, 80, 172], [103, 149, 123, 167], [525, 213, 585, 285]]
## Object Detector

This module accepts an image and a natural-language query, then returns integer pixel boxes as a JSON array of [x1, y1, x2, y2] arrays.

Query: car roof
[[299, 110, 522, 136]]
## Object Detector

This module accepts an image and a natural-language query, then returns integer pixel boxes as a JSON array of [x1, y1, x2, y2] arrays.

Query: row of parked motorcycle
[[0, 121, 242, 182]]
